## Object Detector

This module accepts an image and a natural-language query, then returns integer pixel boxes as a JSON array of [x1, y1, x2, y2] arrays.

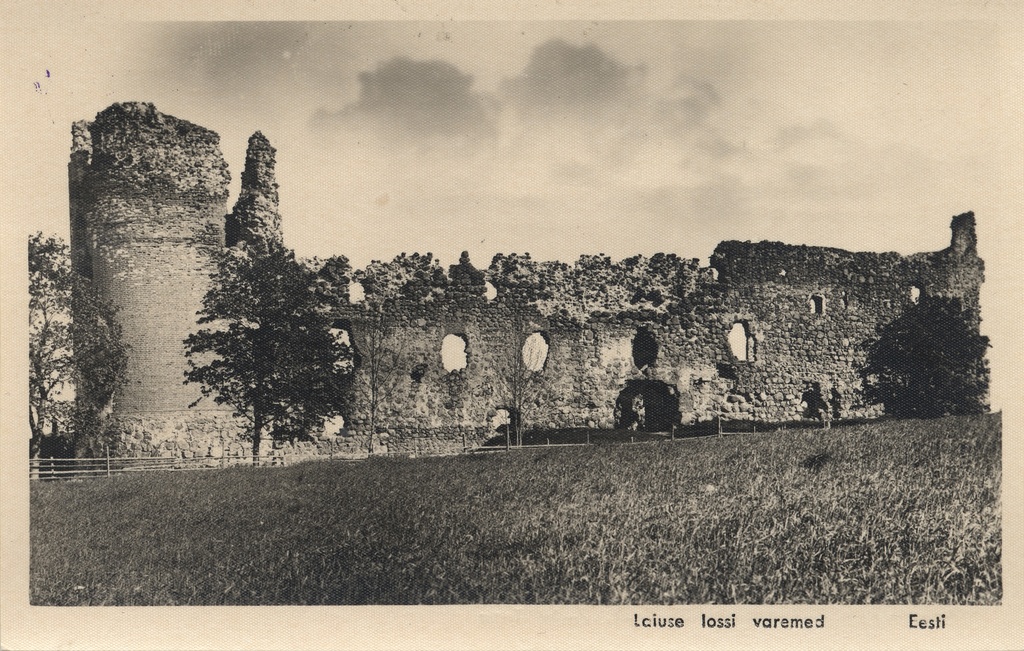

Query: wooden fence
[[30, 416, 793, 480], [29, 450, 257, 481]]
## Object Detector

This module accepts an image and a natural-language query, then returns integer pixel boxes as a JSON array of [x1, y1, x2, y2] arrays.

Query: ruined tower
[[225, 131, 284, 251], [69, 103, 232, 441]]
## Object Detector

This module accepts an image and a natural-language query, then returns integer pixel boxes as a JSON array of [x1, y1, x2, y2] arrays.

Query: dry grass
[[31, 413, 1001, 605]]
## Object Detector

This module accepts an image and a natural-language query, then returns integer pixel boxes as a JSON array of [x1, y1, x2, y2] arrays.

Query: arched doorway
[[614, 380, 681, 432]]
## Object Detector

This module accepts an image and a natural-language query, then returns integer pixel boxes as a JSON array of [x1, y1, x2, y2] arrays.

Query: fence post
[[587, 431, 590, 445], [105, 445, 111, 478]]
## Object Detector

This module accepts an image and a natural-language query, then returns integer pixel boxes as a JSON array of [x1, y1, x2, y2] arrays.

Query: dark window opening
[[716, 362, 738, 381], [72, 214, 94, 279], [810, 294, 825, 314], [79, 252, 94, 280], [410, 363, 428, 383], [632, 327, 659, 370], [225, 213, 241, 248]]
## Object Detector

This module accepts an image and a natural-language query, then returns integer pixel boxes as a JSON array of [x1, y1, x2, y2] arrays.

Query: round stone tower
[[69, 103, 231, 423]]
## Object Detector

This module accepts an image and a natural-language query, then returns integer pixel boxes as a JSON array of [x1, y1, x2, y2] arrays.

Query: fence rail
[[30, 415, 828, 481], [30, 452, 255, 481]]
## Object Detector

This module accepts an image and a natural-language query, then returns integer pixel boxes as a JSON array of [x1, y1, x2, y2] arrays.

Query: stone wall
[[69, 104, 987, 460], [333, 215, 984, 453], [105, 411, 367, 462], [705, 222, 984, 422]]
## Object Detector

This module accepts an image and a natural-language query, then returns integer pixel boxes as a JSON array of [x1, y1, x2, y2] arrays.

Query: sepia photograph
[[2, 2, 1021, 650]]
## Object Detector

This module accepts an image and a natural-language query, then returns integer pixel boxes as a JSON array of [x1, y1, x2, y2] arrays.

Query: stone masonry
[[69, 104, 987, 460], [69, 103, 233, 434]]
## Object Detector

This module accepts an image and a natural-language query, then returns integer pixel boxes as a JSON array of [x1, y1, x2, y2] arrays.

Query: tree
[[184, 242, 354, 464], [353, 306, 406, 454], [29, 233, 127, 458], [493, 313, 549, 448], [862, 296, 989, 418], [69, 275, 128, 456], [29, 234, 73, 458]]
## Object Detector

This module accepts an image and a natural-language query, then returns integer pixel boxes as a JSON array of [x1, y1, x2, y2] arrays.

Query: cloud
[[503, 39, 645, 117], [549, 160, 600, 187], [153, 23, 312, 97], [489, 40, 739, 192], [655, 77, 722, 130], [636, 176, 751, 225], [775, 119, 840, 150], [313, 56, 496, 141]]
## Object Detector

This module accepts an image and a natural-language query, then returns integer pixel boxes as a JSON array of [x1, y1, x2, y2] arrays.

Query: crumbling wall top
[[950, 211, 977, 256], [70, 120, 92, 159], [712, 212, 980, 287], [85, 102, 230, 200], [449, 251, 487, 291]]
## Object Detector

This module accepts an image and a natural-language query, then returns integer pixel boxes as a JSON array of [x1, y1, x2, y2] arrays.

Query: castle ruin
[[69, 103, 986, 460]]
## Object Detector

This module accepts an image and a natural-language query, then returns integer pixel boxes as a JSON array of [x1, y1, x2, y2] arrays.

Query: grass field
[[30, 413, 1001, 605]]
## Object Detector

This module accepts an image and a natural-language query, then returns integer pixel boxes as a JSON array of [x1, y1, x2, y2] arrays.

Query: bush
[[863, 296, 989, 418]]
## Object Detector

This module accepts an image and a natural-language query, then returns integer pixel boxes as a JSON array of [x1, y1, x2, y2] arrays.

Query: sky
[[5, 17, 1021, 410], [9, 19, 1015, 273]]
